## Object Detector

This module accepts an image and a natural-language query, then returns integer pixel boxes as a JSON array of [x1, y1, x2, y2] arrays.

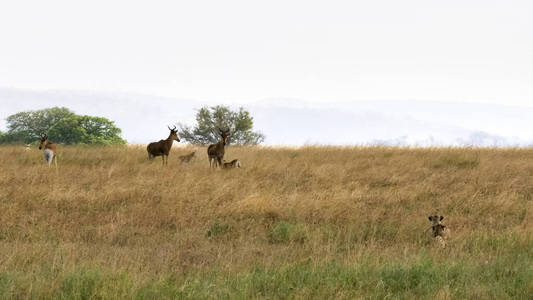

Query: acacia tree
[[3, 107, 74, 143], [48, 115, 125, 145], [1, 107, 125, 145], [178, 105, 265, 145]]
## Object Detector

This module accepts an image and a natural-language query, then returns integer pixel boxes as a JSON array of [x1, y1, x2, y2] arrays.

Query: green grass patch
[[1, 256, 532, 299], [268, 221, 307, 244], [206, 220, 231, 238]]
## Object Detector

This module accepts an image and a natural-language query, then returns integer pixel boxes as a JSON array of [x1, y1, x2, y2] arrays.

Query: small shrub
[[206, 221, 231, 238], [269, 222, 289, 243], [269, 222, 307, 244]]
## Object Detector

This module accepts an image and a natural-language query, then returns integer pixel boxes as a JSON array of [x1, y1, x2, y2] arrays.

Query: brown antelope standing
[[222, 159, 241, 169], [178, 151, 196, 163], [146, 126, 180, 165], [428, 215, 450, 248], [207, 128, 230, 168], [38, 134, 57, 167]]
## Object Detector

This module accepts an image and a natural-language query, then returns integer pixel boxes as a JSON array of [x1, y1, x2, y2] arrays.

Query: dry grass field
[[1, 145, 533, 299]]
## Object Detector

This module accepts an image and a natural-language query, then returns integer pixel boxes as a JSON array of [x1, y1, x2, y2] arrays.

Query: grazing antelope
[[38, 134, 57, 167], [178, 151, 196, 163], [428, 215, 450, 248], [222, 159, 241, 169], [146, 126, 180, 165], [207, 128, 230, 168]]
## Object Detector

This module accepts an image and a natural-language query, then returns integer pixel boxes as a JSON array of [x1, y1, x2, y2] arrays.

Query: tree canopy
[[178, 105, 265, 145], [1, 107, 126, 145], [48, 115, 126, 145], [3, 107, 74, 143]]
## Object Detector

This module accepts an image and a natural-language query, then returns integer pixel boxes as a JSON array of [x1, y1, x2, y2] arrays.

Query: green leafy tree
[[48, 115, 126, 145], [4, 107, 74, 143], [1, 107, 125, 145], [178, 105, 265, 145]]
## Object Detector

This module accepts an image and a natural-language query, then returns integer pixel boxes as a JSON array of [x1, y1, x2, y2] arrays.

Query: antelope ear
[[428, 216, 433, 221], [440, 216, 444, 221]]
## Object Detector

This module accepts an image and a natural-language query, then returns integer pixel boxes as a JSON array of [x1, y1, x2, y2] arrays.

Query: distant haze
[[1, 88, 532, 147], [0, 1, 531, 145]]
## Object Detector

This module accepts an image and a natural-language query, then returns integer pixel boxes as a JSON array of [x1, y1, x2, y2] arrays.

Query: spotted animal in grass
[[178, 151, 196, 164], [222, 159, 241, 169], [428, 215, 450, 248]]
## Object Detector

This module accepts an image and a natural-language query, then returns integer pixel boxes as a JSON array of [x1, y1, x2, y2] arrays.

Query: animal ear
[[440, 216, 444, 221], [428, 216, 433, 221]]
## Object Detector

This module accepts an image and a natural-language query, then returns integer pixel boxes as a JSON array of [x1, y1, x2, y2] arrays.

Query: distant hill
[[1, 88, 532, 146]]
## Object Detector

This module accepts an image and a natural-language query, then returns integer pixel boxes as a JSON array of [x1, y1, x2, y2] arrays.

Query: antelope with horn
[[207, 128, 230, 168], [146, 126, 180, 165], [38, 134, 57, 167]]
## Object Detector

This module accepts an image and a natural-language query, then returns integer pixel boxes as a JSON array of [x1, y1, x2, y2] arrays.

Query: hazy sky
[[1, 0, 532, 106]]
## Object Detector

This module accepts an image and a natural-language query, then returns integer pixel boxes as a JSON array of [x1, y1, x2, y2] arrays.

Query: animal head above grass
[[218, 128, 230, 145], [38, 134, 49, 150], [168, 125, 180, 142]]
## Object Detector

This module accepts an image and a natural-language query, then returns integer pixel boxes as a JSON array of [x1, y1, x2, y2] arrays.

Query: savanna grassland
[[1, 145, 533, 299]]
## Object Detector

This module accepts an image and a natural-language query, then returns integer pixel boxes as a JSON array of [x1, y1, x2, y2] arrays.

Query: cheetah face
[[428, 215, 444, 226]]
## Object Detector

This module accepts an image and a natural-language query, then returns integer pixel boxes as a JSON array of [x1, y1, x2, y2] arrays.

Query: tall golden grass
[[1, 145, 532, 298]]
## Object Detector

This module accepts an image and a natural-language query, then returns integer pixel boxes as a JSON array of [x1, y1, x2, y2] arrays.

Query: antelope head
[[168, 125, 180, 142], [218, 127, 230, 145], [38, 134, 48, 150]]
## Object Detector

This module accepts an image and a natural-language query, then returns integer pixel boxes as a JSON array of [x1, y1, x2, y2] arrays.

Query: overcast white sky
[[1, 0, 532, 104], [0, 1, 532, 145]]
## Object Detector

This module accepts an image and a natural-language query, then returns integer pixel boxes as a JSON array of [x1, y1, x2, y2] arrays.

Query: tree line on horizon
[[0, 105, 264, 146]]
